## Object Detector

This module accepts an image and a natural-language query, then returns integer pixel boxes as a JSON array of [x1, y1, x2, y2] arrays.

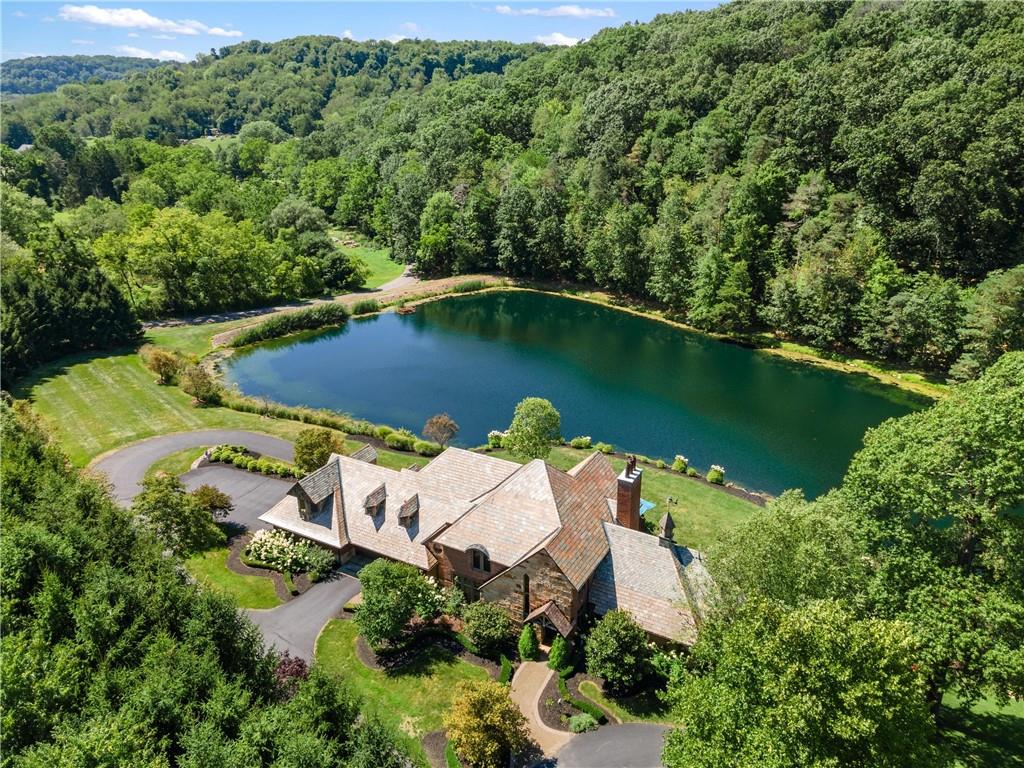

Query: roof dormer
[[364, 483, 386, 516], [398, 494, 419, 528]]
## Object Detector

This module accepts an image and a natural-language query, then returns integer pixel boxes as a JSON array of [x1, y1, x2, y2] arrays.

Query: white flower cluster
[[247, 529, 310, 573], [711, 464, 726, 473]]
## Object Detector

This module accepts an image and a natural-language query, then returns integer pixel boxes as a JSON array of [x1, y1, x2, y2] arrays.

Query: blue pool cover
[[639, 498, 656, 517]]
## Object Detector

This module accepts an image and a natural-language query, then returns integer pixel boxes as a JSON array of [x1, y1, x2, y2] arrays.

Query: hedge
[[558, 675, 607, 724], [499, 654, 514, 684], [231, 303, 350, 347]]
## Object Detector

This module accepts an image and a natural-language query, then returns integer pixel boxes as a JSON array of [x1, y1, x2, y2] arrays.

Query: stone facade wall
[[480, 550, 578, 627], [433, 543, 508, 593]]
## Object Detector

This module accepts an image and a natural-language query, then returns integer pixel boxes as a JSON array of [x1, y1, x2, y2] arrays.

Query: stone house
[[260, 446, 710, 644]]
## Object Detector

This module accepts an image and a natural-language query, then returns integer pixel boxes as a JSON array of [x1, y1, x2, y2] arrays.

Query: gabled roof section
[[412, 447, 520, 501], [399, 493, 420, 520], [260, 491, 347, 549], [291, 457, 341, 505], [524, 600, 573, 637], [590, 521, 711, 643], [363, 483, 387, 510], [350, 444, 378, 464]]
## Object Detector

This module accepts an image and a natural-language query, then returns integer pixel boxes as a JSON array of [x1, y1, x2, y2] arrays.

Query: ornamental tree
[[518, 624, 539, 661], [585, 609, 651, 694], [443, 679, 531, 768], [661, 600, 939, 768], [293, 427, 343, 474], [179, 364, 220, 405], [131, 474, 224, 556], [423, 412, 459, 447], [503, 397, 561, 460], [354, 558, 430, 649], [462, 601, 514, 658]]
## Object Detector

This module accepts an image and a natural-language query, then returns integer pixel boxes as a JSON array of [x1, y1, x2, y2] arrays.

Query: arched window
[[469, 545, 491, 573]]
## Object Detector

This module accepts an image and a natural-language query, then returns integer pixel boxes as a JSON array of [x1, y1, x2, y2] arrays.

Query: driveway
[[181, 464, 292, 531], [90, 429, 293, 505], [246, 575, 361, 661], [543, 724, 669, 768]]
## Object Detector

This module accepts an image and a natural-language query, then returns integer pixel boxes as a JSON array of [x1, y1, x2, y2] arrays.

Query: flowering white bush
[[707, 464, 726, 484], [246, 529, 335, 574], [487, 430, 507, 448]]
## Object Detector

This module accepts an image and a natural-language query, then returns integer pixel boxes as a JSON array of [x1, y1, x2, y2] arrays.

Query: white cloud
[[342, 29, 354, 40], [12, 10, 27, 18], [71, 38, 95, 45], [496, 5, 614, 18], [42, 16, 55, 23], [386, 34, 406, 43], [59, 5, 242, 37], [115, 44, 187, 62], [400, 21, 419, 33], [127, 31, 139, 37], [535, 32, 580, 46], [153, 34, 176, 40]]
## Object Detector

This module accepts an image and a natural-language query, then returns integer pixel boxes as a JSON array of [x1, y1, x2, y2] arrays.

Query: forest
[[0, 55, 166, 95], [2, 1, 1023, 383]]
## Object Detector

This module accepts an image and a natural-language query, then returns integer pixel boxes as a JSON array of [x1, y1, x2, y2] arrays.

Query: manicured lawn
[[577, 680, 673, 724], [488, 446, 756, 551], [184, 545, 281, 609], [941, 692, 1024, 768], [316, 620, 489, 762], [332, 229, 405, 289], [145, 446, 209, 479], [16, 348, 427, 469], [145, 318, 252, 357]]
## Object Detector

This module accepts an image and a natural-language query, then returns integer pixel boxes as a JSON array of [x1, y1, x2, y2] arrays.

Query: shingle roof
[[399, 493, 420, 520], [294, 459, 341, 504], [260, 492, 347, 549], [350, 444, 378, 464], [525, 600, 573, 637], [590, 522, 710, 643]]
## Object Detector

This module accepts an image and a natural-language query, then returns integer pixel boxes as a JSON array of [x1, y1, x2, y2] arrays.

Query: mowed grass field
[[184, 545, 282, 610], [489, 445, 757, 551], [332, 229, 405, 289]]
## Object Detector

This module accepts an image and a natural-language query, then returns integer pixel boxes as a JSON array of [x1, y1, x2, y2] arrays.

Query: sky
[[1, 1, 719, 62]]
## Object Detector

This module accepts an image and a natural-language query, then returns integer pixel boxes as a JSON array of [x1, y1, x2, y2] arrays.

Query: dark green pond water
[[224, 291, 922, 496]]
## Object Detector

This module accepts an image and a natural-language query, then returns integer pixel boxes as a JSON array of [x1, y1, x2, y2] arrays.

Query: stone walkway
[[511, 661, 573, 757]]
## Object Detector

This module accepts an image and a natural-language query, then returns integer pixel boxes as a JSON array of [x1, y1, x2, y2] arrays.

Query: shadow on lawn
[[9, 345, 143, 398], [939, 705, 1024, 767]]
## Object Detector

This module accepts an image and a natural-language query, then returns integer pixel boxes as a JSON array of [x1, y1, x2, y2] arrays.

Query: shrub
[[356, 559, 430, 648], [518, 624, 539, 661], [585, 610, 652, 695], [352, 298, 379, 315], [376, 425, 394, 439], [487, 430, 505, 448], [569, 435, 592, 449], [443, 680, 530, 768], [385, 431, 416, 451], [413, 439, 443, 456], [687, 467, 699, 477], [191, 484, 233, 519], [231, 453, 248, 468], [245, 529, 335, 575], [656, 459, 666, 469], [672, 455, 688, 472], [462, 601, 513, 658], [499, 655, 514, 685], [557, 676, 607, 723], [596, 442, 614, 454], [569, 713, 599, 733], [637, 455, 652, 464], [231, 303, 350, 347], [548, 635, 571, 672], [707, 464, 726, 484]]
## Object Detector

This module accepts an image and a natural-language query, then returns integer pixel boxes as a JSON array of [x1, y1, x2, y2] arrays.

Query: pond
[[223, 290, 923, 497]]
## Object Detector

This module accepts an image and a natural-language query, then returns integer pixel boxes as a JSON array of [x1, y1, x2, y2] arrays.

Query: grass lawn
[[15, 347, 428, 469], [184, 545, 281, 610], [577, 680, 673, 724], [488, 445, 756, 551], [332, 229, 404, 289], [145, 318, 253, 358], [941, 692, 1024, 768], [145, 446, 209, 480], [316, 619, 489, 763]]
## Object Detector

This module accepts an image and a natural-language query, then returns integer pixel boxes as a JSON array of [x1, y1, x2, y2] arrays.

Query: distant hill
[[1, 55, 166, 94]]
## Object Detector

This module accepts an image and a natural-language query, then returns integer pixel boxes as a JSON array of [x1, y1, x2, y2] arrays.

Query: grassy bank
[[577, 680, 672, 724], [331, 229, 405, 289], [184, 545, 282, 610], [316, 619, 489, 765], [488, 445, 756, 551], [145, 446, 209, 480]]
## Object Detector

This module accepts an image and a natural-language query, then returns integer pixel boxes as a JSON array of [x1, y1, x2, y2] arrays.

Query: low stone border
[[225, 532, 312, 603]]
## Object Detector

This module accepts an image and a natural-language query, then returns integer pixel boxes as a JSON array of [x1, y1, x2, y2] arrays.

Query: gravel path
[[90, 429, 293, 506]]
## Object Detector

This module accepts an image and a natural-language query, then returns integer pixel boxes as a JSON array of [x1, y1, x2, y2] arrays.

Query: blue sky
[[2, 2, 719, 62]]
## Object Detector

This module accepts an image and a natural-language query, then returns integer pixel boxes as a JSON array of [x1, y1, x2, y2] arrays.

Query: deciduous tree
[[443, 679, 531, 768], [503, 397, 560, 460]]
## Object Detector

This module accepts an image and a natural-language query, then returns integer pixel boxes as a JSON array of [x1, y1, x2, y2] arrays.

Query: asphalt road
[[246, 575, 362, 661], [181, 464, 292, 531], [544, 724, 670, 768], [91, 429, 294, 506]]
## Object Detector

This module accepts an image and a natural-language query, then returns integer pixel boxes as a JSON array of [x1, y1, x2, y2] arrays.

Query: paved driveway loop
[[181, 465, 292, 531], [545, 723, 669, 768]]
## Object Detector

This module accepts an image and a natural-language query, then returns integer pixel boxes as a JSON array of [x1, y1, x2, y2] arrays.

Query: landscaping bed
[[353, 623, 502, 681], [226, 532, 311, 602]]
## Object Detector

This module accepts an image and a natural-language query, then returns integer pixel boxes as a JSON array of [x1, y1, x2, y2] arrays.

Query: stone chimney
[[616, 456, 643, 531]]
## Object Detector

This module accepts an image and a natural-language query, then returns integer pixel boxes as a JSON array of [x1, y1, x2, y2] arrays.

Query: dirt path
[[511, 661, 573, 757], [204, 273, 503, 348]]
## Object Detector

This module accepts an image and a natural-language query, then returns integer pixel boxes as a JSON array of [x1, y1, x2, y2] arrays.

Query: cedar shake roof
[[260, 448, 519, 570], [590, 522, 711, 643], [350, 444, 378, 464], [399, 494, 420, 520], [525, 600, 573, 637], [293, 458, 342, 504]]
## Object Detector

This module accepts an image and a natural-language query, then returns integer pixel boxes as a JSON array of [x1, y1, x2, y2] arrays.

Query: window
[[470, 547, 490, 573]]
